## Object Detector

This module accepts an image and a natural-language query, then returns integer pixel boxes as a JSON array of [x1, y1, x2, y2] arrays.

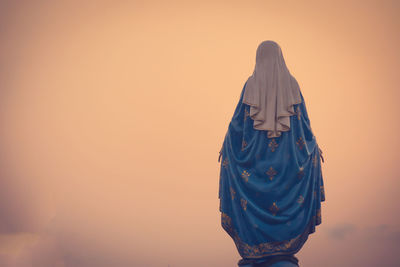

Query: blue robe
[[218, 81, 325, 262]]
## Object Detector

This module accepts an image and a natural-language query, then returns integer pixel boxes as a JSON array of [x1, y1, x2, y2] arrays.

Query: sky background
[[0, 0, 399, 266]]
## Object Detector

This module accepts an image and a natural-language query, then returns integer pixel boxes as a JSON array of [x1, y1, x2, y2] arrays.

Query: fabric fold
[[218, 78, 325, 259], [242, 40, 302, 138]]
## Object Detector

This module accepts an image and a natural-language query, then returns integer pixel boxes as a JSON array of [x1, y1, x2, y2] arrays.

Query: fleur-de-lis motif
[[230, 187, 236, 200], [316, 208, 322, 224], [284, 184, 289, 190], [241, 198, 247, 211], [297, 195, 304, 204], [296, 106, 301, 120], [312, 153, 318, 167], [269, 202, 279, 215], [313, 190, 317, 198], [222, 157, 229, 168], [320, 185, 325, 200], [241, 139, 247, 151], [296, 137, 305, 150], [297, 166, 305, 179], [244, 108, 250, 121], [268, 138, 278, 152], [266, 166, 277, 181], [241, 170, 250, 182]]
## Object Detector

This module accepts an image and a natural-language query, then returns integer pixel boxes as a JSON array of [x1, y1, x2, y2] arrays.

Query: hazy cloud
[[365, 224, 400, 244], [326, 223, 357, 239]]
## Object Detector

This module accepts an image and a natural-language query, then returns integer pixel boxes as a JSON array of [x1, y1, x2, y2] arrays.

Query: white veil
[[242, 40, 302, 138]]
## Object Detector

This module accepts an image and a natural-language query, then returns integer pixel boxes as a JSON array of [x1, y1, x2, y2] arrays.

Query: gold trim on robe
[[221, 209, 321, 258]]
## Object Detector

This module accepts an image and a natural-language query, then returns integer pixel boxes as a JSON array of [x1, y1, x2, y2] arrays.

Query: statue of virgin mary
[[218, 40, 325, 267]]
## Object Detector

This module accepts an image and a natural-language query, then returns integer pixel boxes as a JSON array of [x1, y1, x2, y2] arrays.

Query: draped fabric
[[218, 81, 325, 260], [242, 40, 302, 138]]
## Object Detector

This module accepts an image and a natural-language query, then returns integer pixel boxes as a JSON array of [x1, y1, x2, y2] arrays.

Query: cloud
[[365, 224, 400, 244], [0, 224, 144, 267], [326, 223, 357, 239]]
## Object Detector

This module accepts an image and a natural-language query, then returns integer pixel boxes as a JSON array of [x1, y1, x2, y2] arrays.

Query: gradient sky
[[0, 0, 399, 266]]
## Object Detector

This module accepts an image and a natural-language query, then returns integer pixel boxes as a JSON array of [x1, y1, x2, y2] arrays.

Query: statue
[[218, 40, 325, 267]]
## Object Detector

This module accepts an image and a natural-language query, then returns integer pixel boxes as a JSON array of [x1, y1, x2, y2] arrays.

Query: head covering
[[242, 40, 302, 138]]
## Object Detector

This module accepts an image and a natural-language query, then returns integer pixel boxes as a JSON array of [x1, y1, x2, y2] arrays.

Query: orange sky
[[0, 0, 399, 266]]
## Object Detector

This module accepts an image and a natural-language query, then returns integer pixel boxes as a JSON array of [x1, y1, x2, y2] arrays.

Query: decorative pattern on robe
[[218, 81, 325, 259]]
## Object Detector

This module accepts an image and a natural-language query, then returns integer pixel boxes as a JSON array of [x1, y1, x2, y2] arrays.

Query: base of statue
[[237, 254, 299, 267]]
